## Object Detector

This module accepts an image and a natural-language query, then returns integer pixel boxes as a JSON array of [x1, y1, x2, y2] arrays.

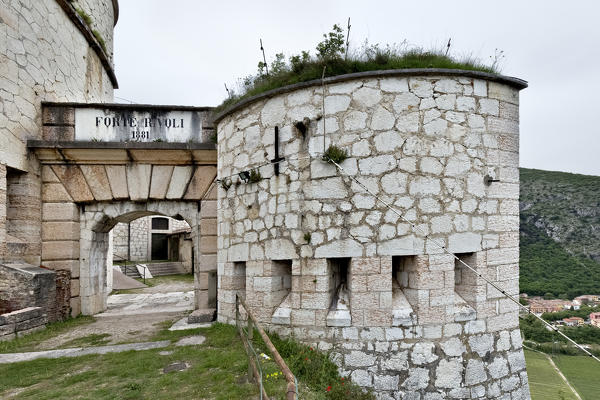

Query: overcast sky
[[114, 0, 600, 176]]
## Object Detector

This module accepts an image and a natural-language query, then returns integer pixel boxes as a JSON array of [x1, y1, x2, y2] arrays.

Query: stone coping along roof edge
[[212, 68, 528, 124], [42, 101, 215, 112], [112, 0, 119, 26], [54, 0, 119, 88]]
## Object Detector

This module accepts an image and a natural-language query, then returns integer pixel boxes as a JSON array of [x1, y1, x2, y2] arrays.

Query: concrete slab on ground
[[0, 341, 171, 364], [98, 291, 194, 317], [169, 317, 212, 331], [112, 268, 147, 290]]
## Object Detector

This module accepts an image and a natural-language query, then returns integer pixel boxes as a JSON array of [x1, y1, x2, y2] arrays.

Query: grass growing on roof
[[217, 24, 500, 113]]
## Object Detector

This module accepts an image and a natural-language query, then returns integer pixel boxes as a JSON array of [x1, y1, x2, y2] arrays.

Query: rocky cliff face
[[520, 168, 600, 262]]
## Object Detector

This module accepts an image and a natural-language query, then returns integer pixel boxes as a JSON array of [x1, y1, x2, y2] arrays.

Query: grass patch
[[253, 329, 374, 399], [0, 316, 95, 354], [59, 333, 112, 349], [0, 324, 258, 400], [523, 349, 578, 400], [553, 353, 600, 399], [0, 321, 371, 399], [217, 24, 499, 113]]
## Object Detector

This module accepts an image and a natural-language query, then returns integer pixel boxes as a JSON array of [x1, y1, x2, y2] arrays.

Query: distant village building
[[562, 317, 585, 327], [528, 299, 573, 314], [590, 312, 600, 328], [574, 294, 600, 306]]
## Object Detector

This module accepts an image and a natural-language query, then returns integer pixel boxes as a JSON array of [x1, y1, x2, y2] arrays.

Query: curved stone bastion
[[214, 69, 530, 399]]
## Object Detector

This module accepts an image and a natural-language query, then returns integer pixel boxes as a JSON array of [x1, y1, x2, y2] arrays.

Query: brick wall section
[[0, 307, 47, 342], [0, 263, 56, 318], [0, 164, 6, 259], [6, 167, 42, 264]]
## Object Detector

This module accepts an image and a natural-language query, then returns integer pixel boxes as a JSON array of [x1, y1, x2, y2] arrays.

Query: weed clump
[[248, 169, 262, 184], [323, 145, 348, 164], [303, 232, 312, 243]]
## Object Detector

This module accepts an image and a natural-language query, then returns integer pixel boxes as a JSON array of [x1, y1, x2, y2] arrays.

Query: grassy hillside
[[520, 168, 600, 297]]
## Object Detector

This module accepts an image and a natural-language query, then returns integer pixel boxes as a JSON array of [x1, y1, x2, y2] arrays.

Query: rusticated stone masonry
[[216, 70, 530, 399]]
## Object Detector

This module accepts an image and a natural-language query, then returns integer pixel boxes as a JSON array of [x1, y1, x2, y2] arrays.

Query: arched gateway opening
[[79, 201, 212, 315], [29, 103, 218, 319]]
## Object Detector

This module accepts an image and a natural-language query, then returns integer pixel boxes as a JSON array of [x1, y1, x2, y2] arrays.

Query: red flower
[[326, 386, 332, 392]]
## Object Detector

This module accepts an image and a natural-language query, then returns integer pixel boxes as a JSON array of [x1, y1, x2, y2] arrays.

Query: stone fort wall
[[216, 71, 530, 398], [112, 216, 191, 261], [0, 0, 117, 317]]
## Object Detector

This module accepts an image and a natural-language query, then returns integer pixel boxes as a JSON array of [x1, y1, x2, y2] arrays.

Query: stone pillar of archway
[[40, 165, 80, 317], [192, 184, 218, 321]]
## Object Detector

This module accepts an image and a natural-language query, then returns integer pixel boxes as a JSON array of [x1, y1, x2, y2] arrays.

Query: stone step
[[145, 262, 186, 276]]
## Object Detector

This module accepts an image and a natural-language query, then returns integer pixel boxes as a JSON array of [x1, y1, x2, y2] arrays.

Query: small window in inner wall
[[454, 252, 477, 305], [327, 258, 350, 305], [151, 217, 169, 230], [271, 260, 292, 307]]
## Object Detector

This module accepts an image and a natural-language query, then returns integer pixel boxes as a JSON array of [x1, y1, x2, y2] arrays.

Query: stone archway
[[31, 151, 217, 318], [79, 201, 209, 315]]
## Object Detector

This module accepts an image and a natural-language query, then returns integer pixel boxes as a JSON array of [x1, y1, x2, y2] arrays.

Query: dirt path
[[36, 278, 195, 350]]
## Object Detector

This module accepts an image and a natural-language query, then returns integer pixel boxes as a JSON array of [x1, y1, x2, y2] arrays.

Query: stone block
[[80, 165, 112, 201], [42, 106, 74, 125], [326, 309, 351, 327], [15, 316, 46, 332], [350, 257, 380, 275], [198, 255, 217, 272], [51, 165, 93, 202], [166, 166, 193, 199], [42, 260, 79, 277], [42, 221, 80, 241], [42, 202, 79, 221], [70, 297, 81, 317], [488, 82, 519, 104], [291, 309, 315, 325], [200, 236, 217, 254], [42, 125, 74, 141], [42, 183, 73, 202], [42, 240, 79, 260], [105, 166, 129, 199], [41, 166, 60, 183], [200, 200, 217, 218], [188, 308, 216, 323], [70, 278, 80, 297], [200, 218, 217, 235], [149, 165, 174, 199], [126, 164, 151, 201], [184, 166, 217, 200]]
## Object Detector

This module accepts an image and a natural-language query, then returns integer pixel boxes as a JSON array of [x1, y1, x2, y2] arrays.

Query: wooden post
[[247, 314, 254, 381]]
